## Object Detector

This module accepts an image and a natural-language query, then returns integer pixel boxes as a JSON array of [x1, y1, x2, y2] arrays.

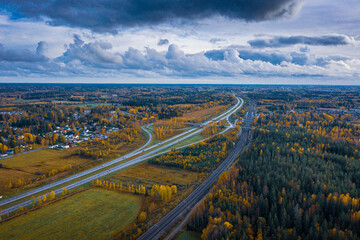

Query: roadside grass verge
[[164, 133, 204, 151], [0, 188, 141, 240]]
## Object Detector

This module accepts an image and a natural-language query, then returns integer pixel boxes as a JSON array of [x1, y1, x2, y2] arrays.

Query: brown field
[[113, 163, 199, 186], [184, 105, 226, 121]]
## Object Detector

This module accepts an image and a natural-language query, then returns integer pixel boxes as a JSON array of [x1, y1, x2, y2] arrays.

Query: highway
[[0, 124, 151, 207], [138, 101, 255, 240], [0, 96, 243, 215]]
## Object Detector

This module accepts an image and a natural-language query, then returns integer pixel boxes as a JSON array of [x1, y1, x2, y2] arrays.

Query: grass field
[[177, 231, 201, 240], [113, 162, 199, 186], [0, 148, 88, 188], [0, 188, 141, 240]]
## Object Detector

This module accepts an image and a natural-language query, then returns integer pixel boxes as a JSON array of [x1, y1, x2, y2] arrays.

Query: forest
[[187, 88, 360, 240], [149, 133, 236, 172]]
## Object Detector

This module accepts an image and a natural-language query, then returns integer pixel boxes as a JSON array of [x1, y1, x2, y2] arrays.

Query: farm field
[[0, 188, 141, 240], [0, 148, 88, 189], [112, 162, 200, 186]]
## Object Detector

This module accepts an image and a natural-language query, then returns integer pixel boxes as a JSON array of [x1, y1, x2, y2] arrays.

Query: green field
[[0, 188, 142, 240]]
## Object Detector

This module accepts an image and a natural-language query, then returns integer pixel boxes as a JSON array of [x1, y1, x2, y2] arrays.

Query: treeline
[[95, 178, 179, 239], [95, 179, 177, 203]]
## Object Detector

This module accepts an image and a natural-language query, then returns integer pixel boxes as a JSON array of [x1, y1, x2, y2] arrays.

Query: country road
[[138, 100, 255, 240], [0, 96, 243, 216]]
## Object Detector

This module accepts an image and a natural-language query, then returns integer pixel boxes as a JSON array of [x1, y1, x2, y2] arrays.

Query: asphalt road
[[0, 125, 152, 207], [0, 96, 243, 215], [138, 101, 255, 240]]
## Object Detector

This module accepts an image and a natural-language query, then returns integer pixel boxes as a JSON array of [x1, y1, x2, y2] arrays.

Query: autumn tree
[[18, 206, 24, 212], [138, 211, 147, 223]]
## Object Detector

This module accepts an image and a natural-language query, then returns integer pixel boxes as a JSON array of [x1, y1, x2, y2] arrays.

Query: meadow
[[0, 188, 141, 240]]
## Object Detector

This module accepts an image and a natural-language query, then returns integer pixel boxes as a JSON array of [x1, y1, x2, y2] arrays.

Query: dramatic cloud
[[2, 0, 304, 32], [249, 35, 354, 48], [1, 36, 359, 81], [205, 47, 350, 67], [206, 49, 292, 65], [158, 39, 169, 46], [0, 42, 48, 62], [57, 35, 123, 69]]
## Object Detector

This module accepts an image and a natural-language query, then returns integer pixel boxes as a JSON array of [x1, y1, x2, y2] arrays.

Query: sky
[[0, 0, 359, 85]]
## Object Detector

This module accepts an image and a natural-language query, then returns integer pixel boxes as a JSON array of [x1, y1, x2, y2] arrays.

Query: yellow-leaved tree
[[138, 211, 147, 223]]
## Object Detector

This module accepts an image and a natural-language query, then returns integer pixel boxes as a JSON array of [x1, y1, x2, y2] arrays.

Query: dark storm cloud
[[2, 0, 304, 32], [158, 39, 169, 46], [248, 35, 352, 48]]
